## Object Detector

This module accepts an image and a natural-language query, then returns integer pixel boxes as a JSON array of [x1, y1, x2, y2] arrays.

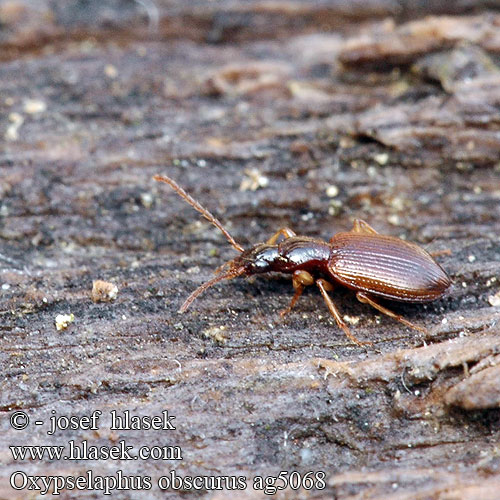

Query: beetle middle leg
[[316, 279, 372, 346], [266, 227, 296, 245], [356, 291, 428, 335], [280, 270, 314, 317]]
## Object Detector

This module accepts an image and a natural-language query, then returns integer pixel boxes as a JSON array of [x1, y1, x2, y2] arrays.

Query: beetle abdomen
[[328, 232, 451, 302]]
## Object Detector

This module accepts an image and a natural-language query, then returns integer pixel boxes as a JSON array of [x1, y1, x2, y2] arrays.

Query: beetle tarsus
[[280, 285, 304, 317]]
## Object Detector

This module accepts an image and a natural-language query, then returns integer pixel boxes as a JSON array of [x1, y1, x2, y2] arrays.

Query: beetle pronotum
[[154, 174, 451, 346]]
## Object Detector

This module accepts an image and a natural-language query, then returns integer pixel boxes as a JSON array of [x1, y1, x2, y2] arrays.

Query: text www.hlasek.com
[[10, 440, 181, 461]]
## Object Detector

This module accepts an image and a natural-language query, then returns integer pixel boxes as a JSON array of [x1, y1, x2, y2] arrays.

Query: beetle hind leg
[[316, 279, 372, 346], [429, 248, 452, 258], [356, 291, 428, 335], [280, 270, 314, 317]]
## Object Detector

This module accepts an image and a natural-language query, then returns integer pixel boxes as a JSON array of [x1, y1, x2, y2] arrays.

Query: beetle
[[154, 174, 451, 346]]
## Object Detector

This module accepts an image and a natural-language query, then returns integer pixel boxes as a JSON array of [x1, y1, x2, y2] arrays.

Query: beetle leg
[[280, 270, 314, 317], [316, 279, 372, 346], [429, 248, 452, 258], [352, 219, 378, 235], [266, 227, 297, 245], [356, 291, 428, 335]]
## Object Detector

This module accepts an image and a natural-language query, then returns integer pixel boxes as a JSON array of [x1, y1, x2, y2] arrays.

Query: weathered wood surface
[[1, 1, 500, 499]]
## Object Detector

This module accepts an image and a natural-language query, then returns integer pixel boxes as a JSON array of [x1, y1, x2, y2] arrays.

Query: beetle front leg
[[356, 291, 428, 335], [266, 227, 297, 245], [280, 270, 314, 317], [316, 279, 372, 346]]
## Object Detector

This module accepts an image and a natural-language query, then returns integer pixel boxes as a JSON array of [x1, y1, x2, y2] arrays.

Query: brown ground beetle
[[154, 174, 451, 346]]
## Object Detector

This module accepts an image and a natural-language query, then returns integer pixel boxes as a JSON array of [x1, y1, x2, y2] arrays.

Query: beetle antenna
[[179, 265, 246, 313], [154, 174, 244, 253]]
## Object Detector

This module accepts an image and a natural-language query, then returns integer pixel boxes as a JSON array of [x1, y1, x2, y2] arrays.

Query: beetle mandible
[[154, 174, 451, 346]]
